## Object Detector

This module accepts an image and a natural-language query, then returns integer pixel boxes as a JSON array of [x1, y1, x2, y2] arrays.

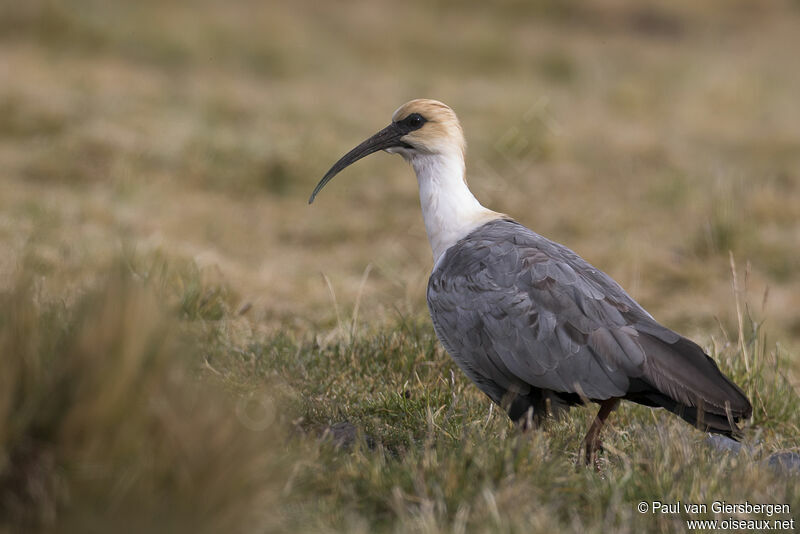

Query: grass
[[1, 260, 797, 533], [1, 0, 799, 532], [0, 266, 285, 533]]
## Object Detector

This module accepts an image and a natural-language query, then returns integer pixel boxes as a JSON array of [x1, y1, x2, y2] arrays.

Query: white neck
[[409, 152, 502, 266]]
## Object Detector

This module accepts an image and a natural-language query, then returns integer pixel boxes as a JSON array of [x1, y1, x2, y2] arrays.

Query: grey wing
[[427, 219, 751, 425], [427, 231, 656, 402]]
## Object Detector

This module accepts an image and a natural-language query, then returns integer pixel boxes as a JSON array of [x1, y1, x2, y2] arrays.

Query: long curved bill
[[308, 123, 407, 204]]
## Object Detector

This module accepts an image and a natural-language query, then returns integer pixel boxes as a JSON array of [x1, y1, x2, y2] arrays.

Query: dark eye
[[408, 114, 423, 127]]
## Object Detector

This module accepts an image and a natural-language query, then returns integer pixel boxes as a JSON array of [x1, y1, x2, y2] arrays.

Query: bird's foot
[[580, 437, 605, 469]]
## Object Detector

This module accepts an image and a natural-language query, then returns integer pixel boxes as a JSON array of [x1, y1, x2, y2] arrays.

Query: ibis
[[309, 99, 751, 463]]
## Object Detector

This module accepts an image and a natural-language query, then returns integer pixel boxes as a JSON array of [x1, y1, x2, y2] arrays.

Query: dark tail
[[627, 333, 752, 438]]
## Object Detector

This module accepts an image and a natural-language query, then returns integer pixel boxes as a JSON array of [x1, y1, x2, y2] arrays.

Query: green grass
[[1, 261, 797, 533]]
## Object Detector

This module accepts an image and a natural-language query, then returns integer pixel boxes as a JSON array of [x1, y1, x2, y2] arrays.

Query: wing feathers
[[427, 219, 752, 434], [637, 334, 752, 418]]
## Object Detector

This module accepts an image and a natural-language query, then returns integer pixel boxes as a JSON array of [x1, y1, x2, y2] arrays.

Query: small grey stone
[[767, 452, 800, 475], [705, 434, 744, 455], [322, 421, 374, 450]]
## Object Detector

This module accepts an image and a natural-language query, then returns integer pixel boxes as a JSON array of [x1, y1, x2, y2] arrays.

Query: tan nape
[[392, 99, 466, 158]]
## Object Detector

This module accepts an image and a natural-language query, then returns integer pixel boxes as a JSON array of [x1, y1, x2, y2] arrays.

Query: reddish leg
[[582, 398, 620, 466]]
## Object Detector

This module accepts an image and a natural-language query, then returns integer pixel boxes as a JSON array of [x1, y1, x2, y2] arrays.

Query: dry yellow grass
[[2, 0, 798, 350]]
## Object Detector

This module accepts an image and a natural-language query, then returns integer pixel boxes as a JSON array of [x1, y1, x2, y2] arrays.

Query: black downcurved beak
[[308, 123, 408, 204]]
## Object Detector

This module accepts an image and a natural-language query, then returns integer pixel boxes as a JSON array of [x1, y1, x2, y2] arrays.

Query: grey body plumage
[[428, 218, 751, 435]]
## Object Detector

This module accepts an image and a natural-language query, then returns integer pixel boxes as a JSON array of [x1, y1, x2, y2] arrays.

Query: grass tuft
[[0, 268, 285, 533]]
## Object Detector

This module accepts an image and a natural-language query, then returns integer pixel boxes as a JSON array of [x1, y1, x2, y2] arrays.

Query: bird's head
[[309, 99, 465, 204]]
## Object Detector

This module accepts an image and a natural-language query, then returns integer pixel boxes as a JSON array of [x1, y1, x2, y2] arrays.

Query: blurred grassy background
[[2, 0, 799, 343], [1, 0, 800, 531]]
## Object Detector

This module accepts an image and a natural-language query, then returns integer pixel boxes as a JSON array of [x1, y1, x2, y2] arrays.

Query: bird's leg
[[581, 398, 620, 466], [505, 391, 542, 432], [519, 406, 536, 432]]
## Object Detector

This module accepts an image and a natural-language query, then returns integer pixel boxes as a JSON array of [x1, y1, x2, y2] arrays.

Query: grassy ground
[[1, 0, 799, 532]]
